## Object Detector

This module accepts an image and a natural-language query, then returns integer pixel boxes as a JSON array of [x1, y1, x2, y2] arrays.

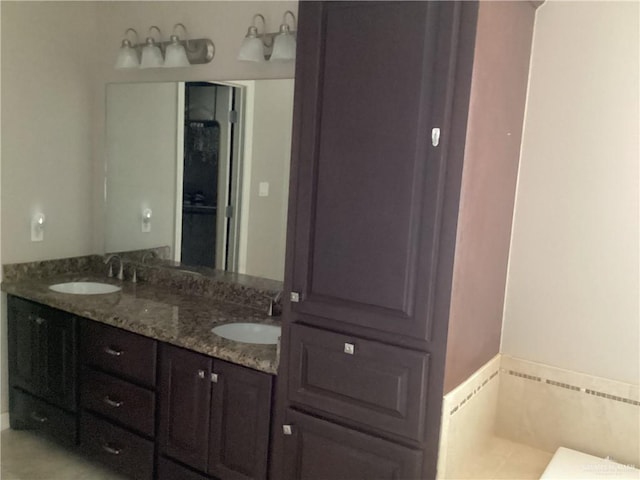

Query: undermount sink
[[49, 282, 121, 295], [212, 323, 281, 345]]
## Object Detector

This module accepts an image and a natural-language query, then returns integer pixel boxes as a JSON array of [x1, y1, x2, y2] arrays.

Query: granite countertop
[[2, 273, 280, 375]]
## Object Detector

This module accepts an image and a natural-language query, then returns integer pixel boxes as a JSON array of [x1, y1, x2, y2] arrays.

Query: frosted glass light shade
[[114, 40, 139, 69], [270, 26, 296, 61], [238, 28, 265, 62], [140, 40, 164, 68], [164, 37, 190, 68]]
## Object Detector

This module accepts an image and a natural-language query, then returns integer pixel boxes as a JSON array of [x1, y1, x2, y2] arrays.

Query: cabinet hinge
[[229, 110, 238, 124], [225, 205, 234, 218]]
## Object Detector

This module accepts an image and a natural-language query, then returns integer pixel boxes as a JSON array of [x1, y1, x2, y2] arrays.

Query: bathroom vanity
[[4, 258, 280, 480]]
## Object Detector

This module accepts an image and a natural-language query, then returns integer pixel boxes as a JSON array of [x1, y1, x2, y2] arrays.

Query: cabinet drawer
[[81, 367, 155, 437], [82, 320, 157, 387], [283, 409, 423, 480], [80, 411, 154, 480], [10, 388, 77, 446], [288, 324, 429, 442], [158, 456, 209, 480]]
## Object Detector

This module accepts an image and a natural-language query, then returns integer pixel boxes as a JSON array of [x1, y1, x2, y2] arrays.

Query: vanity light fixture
[[140, 26, 164, 69], [164, 23, 190, 68], [114, 28, 140, 69], [238, 11, 297, 62], [115, 24, 215, 70], [31, 213, 45, 242]]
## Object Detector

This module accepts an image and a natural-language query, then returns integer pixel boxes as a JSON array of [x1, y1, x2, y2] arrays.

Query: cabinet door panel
[[82, 320, 157, 387], [8, 296, 77, 411], [10, 388, 77, 447], [288, 324, 429, 442], [8, 299, 40, 396], [39, 308, 77, 411], [81, 411, 154, 480], [81, 367, 156, 437], [209, 360, 272, 480], [283, 410, 423, 480], [289, 1, 446, 341], [159, 344, 212, 473]]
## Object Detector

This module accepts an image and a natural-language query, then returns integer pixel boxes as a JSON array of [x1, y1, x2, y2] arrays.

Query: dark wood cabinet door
[[287, 1, 449, 341], [159, 343, 212, 473], [208, 360, 272, 480], [283, 409, 423, 480], [8, 297, 40, 396], [8, 296, 77, 411], [39, 307, 77, 411]]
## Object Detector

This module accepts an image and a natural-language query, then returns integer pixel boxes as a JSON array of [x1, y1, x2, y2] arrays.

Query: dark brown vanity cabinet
[[276, 1, 538, 479], [79, 320, 158, 480], [8, 296, 78, 444], [159, 343, 273, 480]]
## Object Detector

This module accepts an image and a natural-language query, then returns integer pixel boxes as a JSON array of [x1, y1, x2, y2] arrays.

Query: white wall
[[502, 1, 639, 384]]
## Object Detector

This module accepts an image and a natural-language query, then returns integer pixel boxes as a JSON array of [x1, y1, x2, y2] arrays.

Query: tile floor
[[455, 436, 553, 479], [1, 429, 125, 480]]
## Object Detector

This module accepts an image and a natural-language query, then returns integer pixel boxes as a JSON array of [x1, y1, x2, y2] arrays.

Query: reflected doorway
[[179, 82, 242, 270]]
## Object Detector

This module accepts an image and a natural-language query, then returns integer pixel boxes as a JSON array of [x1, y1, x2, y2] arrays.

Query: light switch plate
[[259, 182, 269, 197]]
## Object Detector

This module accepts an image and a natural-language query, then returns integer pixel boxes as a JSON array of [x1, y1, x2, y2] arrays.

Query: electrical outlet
[[259, 182, 269, 197]]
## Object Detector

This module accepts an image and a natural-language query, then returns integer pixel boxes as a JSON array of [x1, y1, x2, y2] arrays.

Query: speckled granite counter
[[2, 273, 280, 375]]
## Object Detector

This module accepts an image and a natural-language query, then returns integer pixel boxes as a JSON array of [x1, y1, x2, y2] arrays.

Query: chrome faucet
[[104, 254, 124, 280]]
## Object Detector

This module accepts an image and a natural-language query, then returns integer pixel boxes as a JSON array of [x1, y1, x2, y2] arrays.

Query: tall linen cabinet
[[273, 2, 540, 479]]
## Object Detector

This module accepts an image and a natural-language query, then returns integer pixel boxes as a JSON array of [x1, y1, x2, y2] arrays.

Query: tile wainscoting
[[497, 355, 639, 467], [438, 355, 639, 479]]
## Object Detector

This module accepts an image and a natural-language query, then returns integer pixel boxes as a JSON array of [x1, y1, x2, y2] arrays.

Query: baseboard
[[1, 412, 9, 431]]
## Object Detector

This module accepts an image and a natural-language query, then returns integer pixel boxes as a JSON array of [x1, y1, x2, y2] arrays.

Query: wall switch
[[259, 182, 269, 197]]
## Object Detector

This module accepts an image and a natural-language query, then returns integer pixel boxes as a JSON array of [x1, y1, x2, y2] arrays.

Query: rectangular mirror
[[104, 79, 294, 282]]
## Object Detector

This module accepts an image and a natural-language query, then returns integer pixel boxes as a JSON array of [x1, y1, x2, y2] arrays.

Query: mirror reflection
[[105, 80, 294, 281]]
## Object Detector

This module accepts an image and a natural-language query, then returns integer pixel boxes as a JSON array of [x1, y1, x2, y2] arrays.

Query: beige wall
[[502, 1, 640, 384], [105, 82, 179, 255], [1, 2, 99, 263], [239, 79, 294, 281]]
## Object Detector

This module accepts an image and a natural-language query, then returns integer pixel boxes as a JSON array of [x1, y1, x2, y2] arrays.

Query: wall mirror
[[104, 79, 294, 282]]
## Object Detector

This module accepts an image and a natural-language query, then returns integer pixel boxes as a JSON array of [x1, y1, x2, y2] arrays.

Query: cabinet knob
[[35, 317, 46, 325], [282, 424, 293, 435], [30, 411, 48, 423], [197, 369, 206, 379], [101, 443, 122, 456], [344, 343, 355, 355], [103, 346, 124, 357], [211, 373, 219, 383]]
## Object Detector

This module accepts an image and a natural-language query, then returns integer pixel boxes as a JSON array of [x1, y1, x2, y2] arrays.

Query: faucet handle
[[107, 264, 114, 278], [117, 263, 124, 281]]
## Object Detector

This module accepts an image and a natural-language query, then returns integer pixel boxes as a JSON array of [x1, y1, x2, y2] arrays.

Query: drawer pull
[[103, 396, 124, 408], [101, 443, 123, 456], [30, 411, 48, 423], [344, 343, 355, 355], [103, 346, 124, 357], [282, 424, 293, 435]]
